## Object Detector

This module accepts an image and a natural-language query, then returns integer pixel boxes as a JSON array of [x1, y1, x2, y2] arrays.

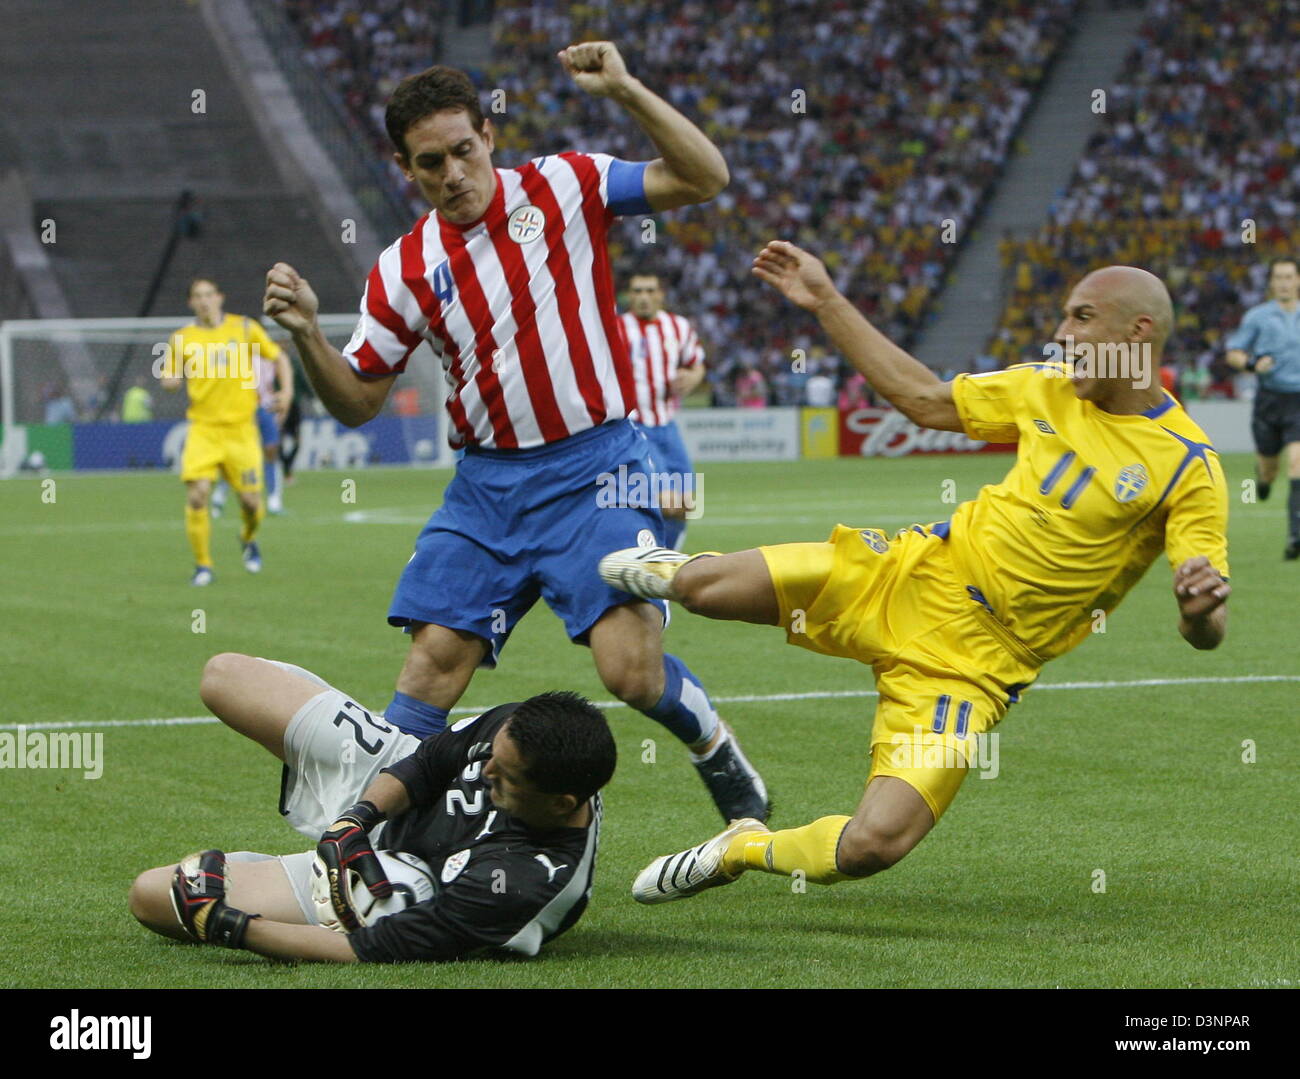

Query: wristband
[[196, 902, 261, 949], [339, 800, 387, 832]]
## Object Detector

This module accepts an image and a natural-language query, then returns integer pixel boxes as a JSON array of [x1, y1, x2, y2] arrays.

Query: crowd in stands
[[988, 0, 1300, 399], [278, 0, 1078, 407], [277, 0, 442, 167]]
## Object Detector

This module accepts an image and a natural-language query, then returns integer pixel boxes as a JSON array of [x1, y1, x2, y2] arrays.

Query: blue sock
[[642, 654, 720, 747], [266, 459, 280, 498], [385, 692, 449, 738]]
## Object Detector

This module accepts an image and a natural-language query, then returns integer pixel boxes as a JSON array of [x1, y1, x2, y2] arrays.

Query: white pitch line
[[4, 674, 1297, 732]]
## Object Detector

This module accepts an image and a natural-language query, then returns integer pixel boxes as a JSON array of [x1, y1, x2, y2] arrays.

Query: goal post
[[0, 314, 454, 477]]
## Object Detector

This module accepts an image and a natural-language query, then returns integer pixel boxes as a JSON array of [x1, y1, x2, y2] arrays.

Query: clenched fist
[[557, 42, 633, 97], [264, 262, 319, 335]]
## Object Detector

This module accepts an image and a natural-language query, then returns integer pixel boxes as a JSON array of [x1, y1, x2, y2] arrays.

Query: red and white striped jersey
[[619, 310, 705, 427], [342, 152, 647, 450]]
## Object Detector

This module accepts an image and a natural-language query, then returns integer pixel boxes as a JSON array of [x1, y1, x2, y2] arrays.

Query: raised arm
[[263, 262, 395, 428], [558, 41, 728, 210], [752, 241, 963, 431]]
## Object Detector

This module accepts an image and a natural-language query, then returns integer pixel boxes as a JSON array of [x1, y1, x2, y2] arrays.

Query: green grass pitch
[[1, 452, 1295, 988]]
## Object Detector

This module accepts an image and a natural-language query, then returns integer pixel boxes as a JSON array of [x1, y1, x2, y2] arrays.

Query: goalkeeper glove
[[316, 801, 391, 932], [170, 850, 259, 948]]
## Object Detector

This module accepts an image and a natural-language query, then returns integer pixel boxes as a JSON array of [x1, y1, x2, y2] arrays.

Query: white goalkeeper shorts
[[223, 849, 323, 925], [276, 675, 420, 844]]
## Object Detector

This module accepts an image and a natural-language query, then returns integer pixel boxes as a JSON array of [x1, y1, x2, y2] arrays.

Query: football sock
[[689, 723, 730, 763], [722, 815, 853, 885], [385, 692, 449, 738], [1289, 479, 1300, 541], [266, 460, 281, 499], [643, 653, 721, 747], [185, 505, 212, 566], [239, 497, 265, 544]]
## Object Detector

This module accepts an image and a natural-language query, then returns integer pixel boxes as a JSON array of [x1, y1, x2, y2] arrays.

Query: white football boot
[[598, 546, 718, 600], [632, 817, 770, 904]]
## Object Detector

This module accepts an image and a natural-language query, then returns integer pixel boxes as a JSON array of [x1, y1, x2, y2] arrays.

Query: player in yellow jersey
[[600, 241, 1231, 904], [161, 278, 289, 585]]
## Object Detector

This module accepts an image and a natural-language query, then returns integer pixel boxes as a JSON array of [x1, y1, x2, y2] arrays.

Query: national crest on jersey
[[859, 528, 889, 554], [506, 204, 546, 244], [1114, 463, 1148, 502], [341, 152, 638, 451], [441, 849, 471, 883]]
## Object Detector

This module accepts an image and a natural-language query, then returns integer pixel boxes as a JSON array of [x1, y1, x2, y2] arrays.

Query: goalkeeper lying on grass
[[129, 654, 613, 962]]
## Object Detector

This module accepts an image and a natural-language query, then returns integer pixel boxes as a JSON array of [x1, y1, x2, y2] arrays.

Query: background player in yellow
[[601, 241, 1231, 905], [161, 277, 289, 585]]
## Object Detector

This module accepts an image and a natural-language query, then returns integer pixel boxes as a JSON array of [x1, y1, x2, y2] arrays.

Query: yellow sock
[[185, 505, 212, 567], [239, 497, 264, 544], [722, 815, 853, 885]]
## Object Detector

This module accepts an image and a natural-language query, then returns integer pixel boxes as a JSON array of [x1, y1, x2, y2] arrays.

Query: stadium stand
[[273, 0, 1079, 405], [988, 0, 1300, 397], [0, 0, 363, 422]]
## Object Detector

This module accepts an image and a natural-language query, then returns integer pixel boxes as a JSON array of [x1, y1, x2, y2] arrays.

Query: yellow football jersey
[[167, 314, 281, 426], [947, 362, 1229, 660]]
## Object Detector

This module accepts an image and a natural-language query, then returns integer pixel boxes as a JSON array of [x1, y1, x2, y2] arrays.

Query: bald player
[[600, 244, 1230, 905]]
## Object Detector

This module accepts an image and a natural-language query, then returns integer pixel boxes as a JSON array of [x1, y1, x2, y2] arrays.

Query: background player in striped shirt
[[162, 278, 287, 585], [264, 45, 768, 823], [622, 272, 707, 549], [1225, 256, 1300, 560]]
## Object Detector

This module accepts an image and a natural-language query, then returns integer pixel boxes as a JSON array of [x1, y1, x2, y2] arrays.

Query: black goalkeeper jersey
[[348, 703, 601, 964]]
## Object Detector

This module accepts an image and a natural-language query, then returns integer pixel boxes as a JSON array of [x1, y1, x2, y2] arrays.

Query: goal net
[[0, 314, 453, 477]]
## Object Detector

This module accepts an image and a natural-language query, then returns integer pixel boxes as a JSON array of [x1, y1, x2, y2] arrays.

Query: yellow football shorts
[[759, 524, 1044, 821], [180, 420, 263, 493]]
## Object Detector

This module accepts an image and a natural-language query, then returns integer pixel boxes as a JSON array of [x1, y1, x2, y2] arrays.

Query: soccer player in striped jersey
[[264, 44, 768, 823], [603, 247, 1229, 905], [621, 273, 707, 549]]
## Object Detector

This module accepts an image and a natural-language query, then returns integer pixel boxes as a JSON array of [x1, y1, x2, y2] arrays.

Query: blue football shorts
[[388, 419, 669, 666]]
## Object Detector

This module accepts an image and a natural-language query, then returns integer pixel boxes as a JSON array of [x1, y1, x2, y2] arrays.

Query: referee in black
[[1226, 256, 1300, 560]]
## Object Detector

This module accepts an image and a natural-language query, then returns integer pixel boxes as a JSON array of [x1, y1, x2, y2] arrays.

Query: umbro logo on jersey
[[1033, 419, 1055, 435], [507, 204, 546, 244], [442, 849, 471, 883]]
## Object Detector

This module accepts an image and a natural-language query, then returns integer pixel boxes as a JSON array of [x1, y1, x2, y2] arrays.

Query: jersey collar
[[1141, 393, 1176, 420]]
